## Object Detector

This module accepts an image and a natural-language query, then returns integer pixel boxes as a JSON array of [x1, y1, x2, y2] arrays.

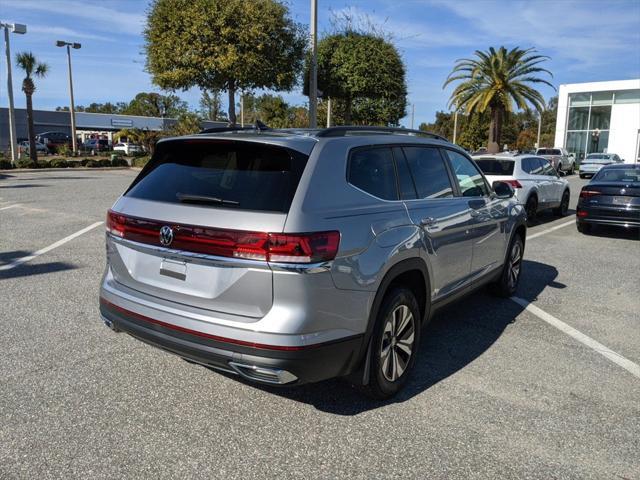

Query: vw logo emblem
[[159, 225, 174, 247]]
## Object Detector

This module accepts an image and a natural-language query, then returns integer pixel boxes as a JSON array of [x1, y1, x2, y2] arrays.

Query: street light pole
[[309, 0, 318, 128], [56, 40, 80, 154], [453, 108, 459, 144], [1, 22, 27, 165], [536, 108, 543, 149]]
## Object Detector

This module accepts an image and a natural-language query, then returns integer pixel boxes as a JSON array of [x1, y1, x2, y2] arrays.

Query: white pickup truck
[[535, 148, 576, 175]]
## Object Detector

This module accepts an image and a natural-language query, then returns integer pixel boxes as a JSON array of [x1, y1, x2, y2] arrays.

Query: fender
[[348, 257, 432, 386]]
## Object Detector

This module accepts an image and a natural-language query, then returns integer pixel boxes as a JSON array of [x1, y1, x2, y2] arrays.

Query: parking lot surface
[[1, 170, 639, 479]]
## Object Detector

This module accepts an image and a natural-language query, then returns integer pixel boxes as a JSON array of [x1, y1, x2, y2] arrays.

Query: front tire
[[491, 234, 524, 297], [553, 190, 570, 216], [525, 195, 538, 226], [363, 288, 421, 400]]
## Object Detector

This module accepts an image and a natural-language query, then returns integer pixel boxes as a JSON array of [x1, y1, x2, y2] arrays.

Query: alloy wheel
[[380, 305, 415, 382], [507, 241, 522, 289]]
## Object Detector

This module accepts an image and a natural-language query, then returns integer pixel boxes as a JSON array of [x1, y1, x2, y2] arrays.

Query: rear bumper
[[576, 206, 640, 228], [99, 298, 365, 385]]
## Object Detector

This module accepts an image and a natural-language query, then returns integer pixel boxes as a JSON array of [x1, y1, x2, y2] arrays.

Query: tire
[[577, 222, 591, 234], [491, 234, 524, 298], [568, 163, 575, 175], [525, 195, 538, 226], [579, 174, 585, 179], [363, 287, 421, 400], [553, 190, 570, 216]]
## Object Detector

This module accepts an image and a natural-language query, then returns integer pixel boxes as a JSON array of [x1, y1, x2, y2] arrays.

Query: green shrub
[[131, 156, 151, 168], [80, 158, 93, 166], [84, 159, 99, 168], [111, 157, 129, 167], [49, 158, 69, 168], [16, 159, 38, 169], [131, 150, 147, 157], [67, 161, 82, 168], [0, 159, 14, 169], [98, 159, 111, 167]]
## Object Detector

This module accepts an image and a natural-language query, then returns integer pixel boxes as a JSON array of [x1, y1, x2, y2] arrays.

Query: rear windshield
[[537, 149, 561, 155], [475, 158, 515, 175], [125, 139, 308, 213], [593, 168, 640, 183]]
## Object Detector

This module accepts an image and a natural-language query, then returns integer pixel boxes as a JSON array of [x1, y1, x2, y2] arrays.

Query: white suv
[[474, 154, 570, 223]]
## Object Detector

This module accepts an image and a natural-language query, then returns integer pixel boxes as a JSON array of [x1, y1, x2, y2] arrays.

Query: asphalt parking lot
[[1, 169, 639, 479]]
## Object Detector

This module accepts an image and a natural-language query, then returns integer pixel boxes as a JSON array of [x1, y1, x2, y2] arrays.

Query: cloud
[[2, 0, 146, 36], [27, 25, 114, 43]]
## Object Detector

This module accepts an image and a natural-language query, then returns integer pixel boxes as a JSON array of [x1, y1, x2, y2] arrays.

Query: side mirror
[[493, 181, 515, 199]]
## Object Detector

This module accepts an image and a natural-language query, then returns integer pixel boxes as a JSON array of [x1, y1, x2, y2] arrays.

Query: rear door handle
[[420, 217, 436, 227]]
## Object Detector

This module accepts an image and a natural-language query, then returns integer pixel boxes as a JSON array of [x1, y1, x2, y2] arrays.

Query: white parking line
[[511, 296, 640, 379], [527, 219, 575, 240], [0, 221, 104, 271], [0, 204, 20, 211]]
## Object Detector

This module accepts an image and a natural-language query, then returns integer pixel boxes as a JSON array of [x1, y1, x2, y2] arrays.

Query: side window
[[392, 147, 417, 200], [348, 147, 398, 200], [403, 147, 454, 199], [525, 157, 543, 175], [521, 158, 533, 174], [444, 150, 490, 197], [541, 159, 556, 176]]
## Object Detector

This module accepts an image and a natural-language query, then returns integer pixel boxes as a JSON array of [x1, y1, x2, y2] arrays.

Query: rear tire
[[525, 195, 538, 226], [568, 163, 575, 175], [363, 287, 421, 400], [577, 222, 591, 234], [491, 234, 524, 298], [579, 174, 585, 179], [553, 190, 570, 216]]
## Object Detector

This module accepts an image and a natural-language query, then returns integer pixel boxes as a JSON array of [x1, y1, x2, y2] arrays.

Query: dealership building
[[554, 79, 640, 163], [0, 108, 226, 150]]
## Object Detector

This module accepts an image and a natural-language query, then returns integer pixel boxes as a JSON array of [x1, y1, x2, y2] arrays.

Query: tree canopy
[[443, 46, 553, 152], [307, 32, 407, 125], [144, 0, 306, 124]]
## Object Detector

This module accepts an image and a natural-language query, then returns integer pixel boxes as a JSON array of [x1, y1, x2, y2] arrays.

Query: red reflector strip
[[106, 210, 339, 263], [100, 297, 313, 351]]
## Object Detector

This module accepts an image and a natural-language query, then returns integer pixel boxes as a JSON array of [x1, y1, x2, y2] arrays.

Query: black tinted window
[[403, 147, 453, 199], [444, 150, 489, 197], [126, 140, 307, 213], [475, 158, 515, 175], [348, 147, 398, 200], [392, 147, 417, 200], [523, 157, 543, 174]]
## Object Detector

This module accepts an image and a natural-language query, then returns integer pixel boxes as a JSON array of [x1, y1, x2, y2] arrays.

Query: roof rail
[[199, 120, 271, 134], [315, 126, 447, 141]]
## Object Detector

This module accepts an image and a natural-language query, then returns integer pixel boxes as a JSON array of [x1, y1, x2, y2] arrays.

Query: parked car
[[18, 140, 49, 156], [535, 147, 576, 175], [99, 126, 527, 399], [576, 164, 640, 233], [113, 142, 144, 156], [82, 138, 110, 153], [474, 154, 570, 224], [579, 153, 624, 178], [35, 131, 71, 153]]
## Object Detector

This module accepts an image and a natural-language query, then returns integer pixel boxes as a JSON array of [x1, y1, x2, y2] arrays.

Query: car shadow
[[207, 259, 561, 414], [0, 184, 46, 189], [0, 257, 77, 280], [527, 209, 576, 227]]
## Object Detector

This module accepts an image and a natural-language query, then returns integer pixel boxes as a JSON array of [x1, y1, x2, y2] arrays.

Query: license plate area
[[160, 258, 187, 281], [612, 196, 633, 205]]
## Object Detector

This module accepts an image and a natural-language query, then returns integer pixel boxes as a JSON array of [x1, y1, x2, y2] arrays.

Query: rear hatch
[[474, 157, 517, 186], [107, 138, 309, 319]]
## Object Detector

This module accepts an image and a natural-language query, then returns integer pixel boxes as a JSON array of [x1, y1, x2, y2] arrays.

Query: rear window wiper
[[176, 193, 240, 206]]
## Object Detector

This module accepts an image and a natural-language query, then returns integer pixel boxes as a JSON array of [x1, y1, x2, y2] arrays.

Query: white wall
[[609, 103, 640, 163], [555, 79, 640, 163]]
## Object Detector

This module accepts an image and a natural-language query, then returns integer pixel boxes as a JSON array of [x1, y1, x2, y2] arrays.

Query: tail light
[[106, 210, 339, 264], [580, 190, 601, 199], [499, 179, 522, 189], [577, 210, 588, 217]]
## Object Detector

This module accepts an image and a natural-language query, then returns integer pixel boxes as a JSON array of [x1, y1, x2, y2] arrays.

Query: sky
[[1, 0, 639, 127]]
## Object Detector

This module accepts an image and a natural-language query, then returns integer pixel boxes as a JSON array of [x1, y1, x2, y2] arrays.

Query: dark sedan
[[576, 164, 640, 234]]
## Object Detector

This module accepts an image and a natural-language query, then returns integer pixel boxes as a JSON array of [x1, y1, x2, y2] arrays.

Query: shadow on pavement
[[0, 260, 77, 280], [527, 209, 576, 227], [210, 259, 561, 415], [0, 184, 46, 189]]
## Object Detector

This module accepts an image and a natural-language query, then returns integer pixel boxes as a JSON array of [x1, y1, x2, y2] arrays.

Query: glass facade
[[565, 89, 640, 162]]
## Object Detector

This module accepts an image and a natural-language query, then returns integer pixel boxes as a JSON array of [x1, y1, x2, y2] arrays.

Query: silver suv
[[99, 127, 527, 399]]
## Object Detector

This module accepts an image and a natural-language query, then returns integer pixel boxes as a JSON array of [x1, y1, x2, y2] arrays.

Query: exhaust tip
[[101, 315, 120, 332], [229, 362, 297, 385]]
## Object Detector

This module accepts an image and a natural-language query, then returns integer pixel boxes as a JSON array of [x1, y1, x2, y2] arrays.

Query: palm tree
[[16, 52, 49, 163], [444, 46, 553, 153]]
